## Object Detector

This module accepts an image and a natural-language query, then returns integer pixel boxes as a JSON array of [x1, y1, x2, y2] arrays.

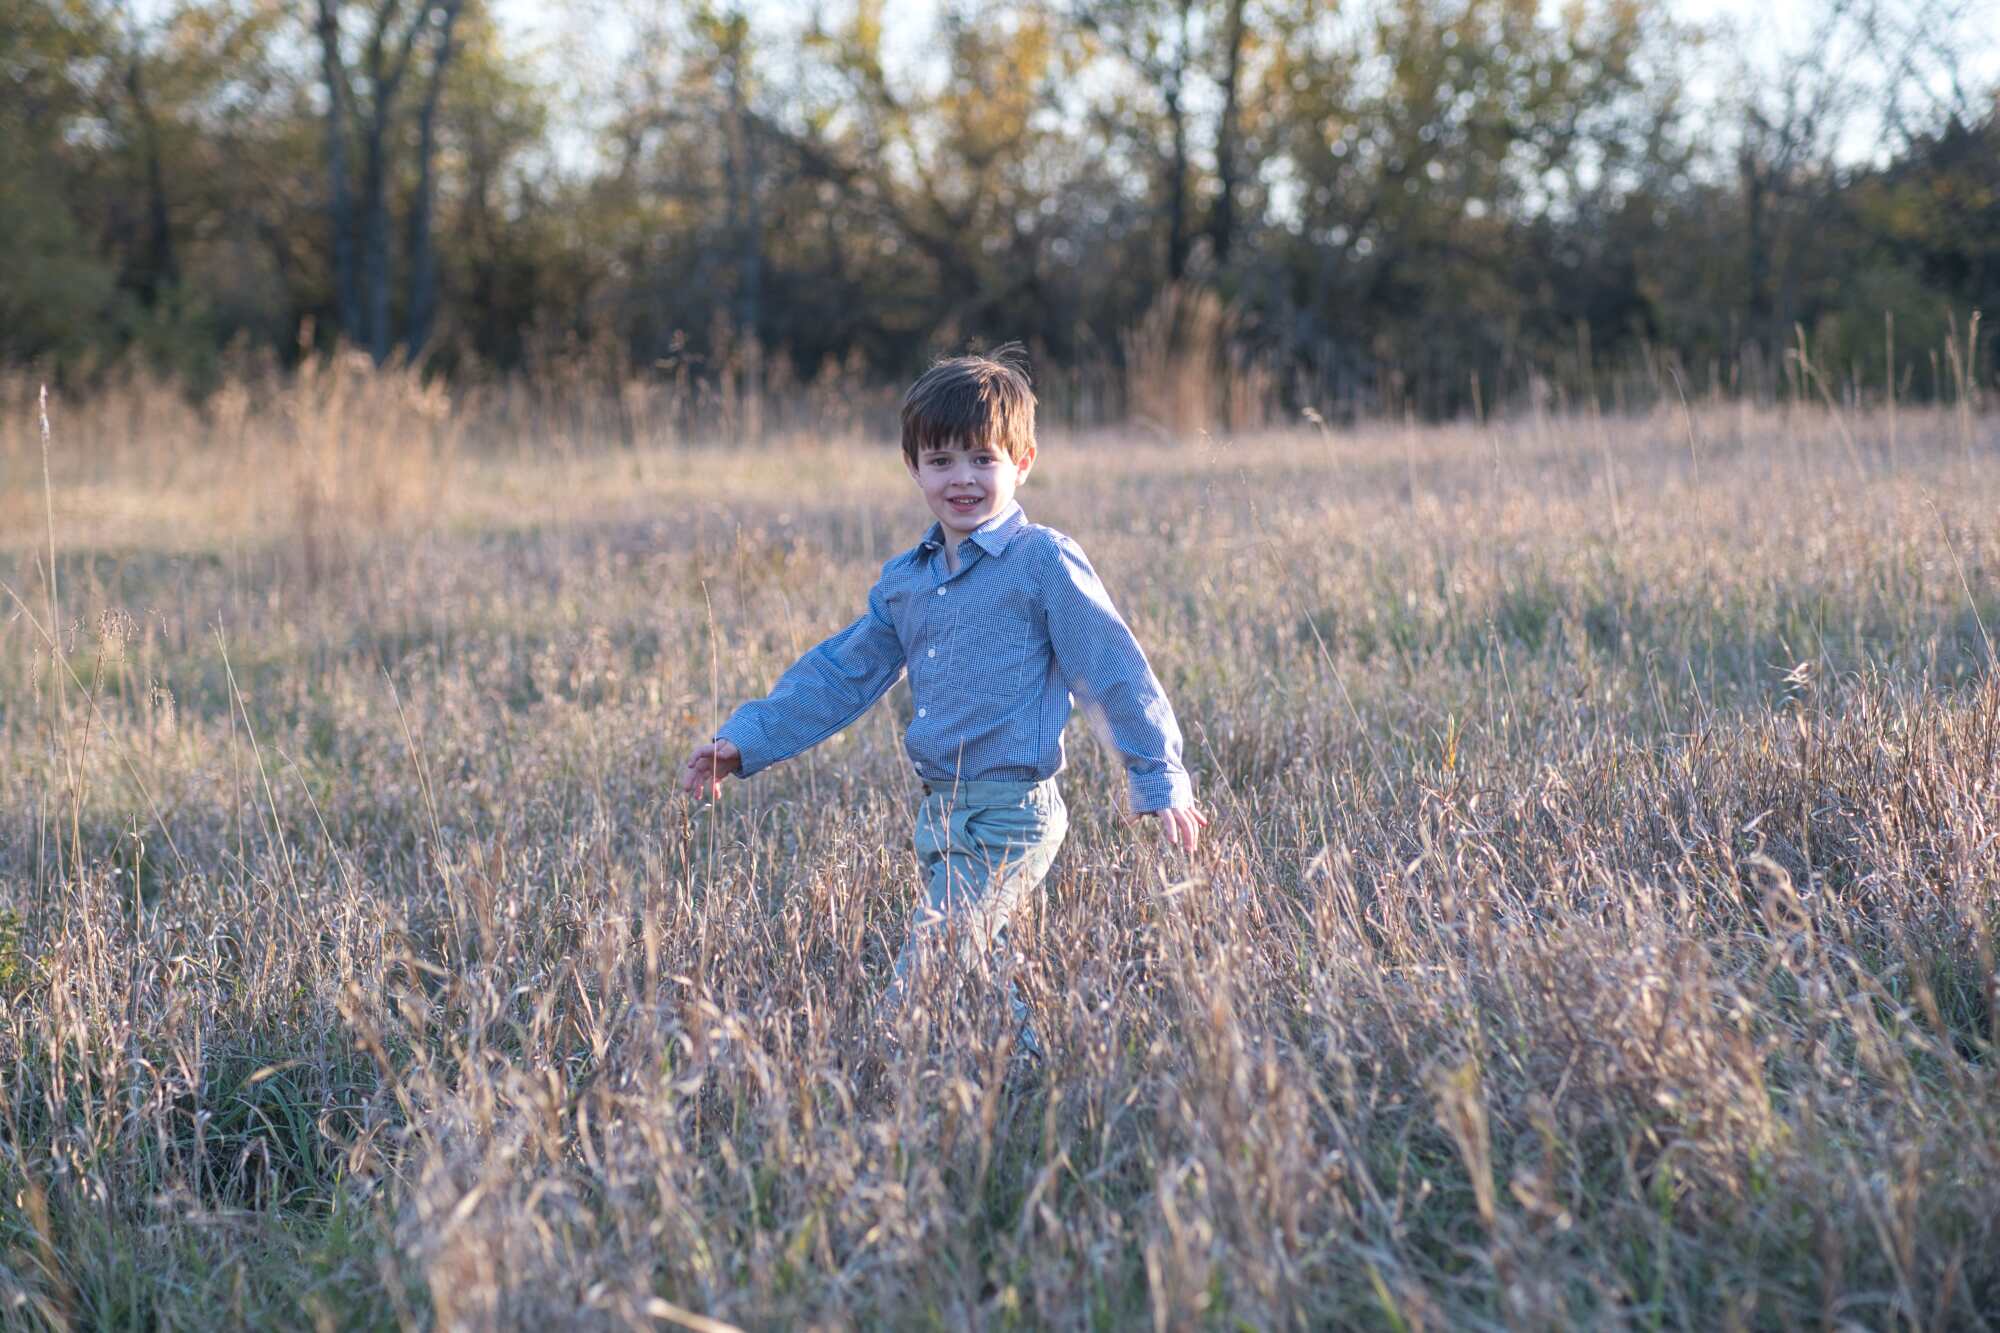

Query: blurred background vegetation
[[2, 0, 1995, 422]]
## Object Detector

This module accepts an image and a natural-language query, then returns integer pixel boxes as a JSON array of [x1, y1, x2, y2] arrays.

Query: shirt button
[[935, 587, 946, 596], [927, 648, 936, 658], [918, 707, 927, 717]]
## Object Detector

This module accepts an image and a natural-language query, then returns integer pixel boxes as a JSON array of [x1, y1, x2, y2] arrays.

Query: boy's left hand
[[1147, 804, 1209, 852]]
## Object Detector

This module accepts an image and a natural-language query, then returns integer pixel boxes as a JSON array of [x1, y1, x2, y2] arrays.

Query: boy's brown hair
[[900, 342, 1037, 466]]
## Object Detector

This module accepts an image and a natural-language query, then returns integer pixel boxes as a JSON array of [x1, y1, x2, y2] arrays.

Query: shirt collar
[[918, 501, 1027, 558]]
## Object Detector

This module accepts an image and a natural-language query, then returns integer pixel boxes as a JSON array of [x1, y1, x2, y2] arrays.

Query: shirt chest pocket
[[936, 592, 1042, 698]]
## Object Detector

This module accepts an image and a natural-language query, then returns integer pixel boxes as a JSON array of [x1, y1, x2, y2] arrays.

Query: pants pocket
[[913, 795, 953, 862], [967, 793, 1060, 858]]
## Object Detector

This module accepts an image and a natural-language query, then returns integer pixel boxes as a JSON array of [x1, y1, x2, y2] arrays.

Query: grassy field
[[3, 372, 1998, 1328]]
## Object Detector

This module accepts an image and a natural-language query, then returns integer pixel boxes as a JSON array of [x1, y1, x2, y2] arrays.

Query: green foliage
[[0, 143, 121, 364], [0, 907, 23, 993], [0, 3, 121, 363]]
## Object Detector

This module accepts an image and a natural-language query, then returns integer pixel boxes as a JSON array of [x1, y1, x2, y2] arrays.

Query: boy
[[680, 346, 1204, 1057]]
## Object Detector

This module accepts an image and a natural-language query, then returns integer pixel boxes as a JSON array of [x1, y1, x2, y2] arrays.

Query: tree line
[[3, 0, 1995, 420]]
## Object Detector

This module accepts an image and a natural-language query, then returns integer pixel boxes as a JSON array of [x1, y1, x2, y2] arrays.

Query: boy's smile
[[907, 437, 1036, 551]]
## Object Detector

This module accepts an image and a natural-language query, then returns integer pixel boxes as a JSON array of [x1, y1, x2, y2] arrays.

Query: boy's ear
[[1016, 441, 1037, 481]]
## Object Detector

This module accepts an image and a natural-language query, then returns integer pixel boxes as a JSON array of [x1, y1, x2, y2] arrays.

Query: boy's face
[[906, 437, 1036, 542]]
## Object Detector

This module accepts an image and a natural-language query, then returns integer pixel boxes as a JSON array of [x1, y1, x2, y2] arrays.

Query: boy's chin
[[938, 506, 990, 530]]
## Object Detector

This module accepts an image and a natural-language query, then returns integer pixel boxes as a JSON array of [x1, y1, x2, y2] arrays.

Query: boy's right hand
[[681, 739, 742, 798]]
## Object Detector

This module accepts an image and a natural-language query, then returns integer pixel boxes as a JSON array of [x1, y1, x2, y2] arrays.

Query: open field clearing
[[3, 391, 2000, 1328]]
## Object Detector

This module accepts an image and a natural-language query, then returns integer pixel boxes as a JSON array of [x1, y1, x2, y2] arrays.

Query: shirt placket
[[916, 546, 972, 724]]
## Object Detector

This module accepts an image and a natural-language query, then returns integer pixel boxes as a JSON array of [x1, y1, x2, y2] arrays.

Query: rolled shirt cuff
[[1129, 767, 1195, 815], [713, 715, 772, 779]]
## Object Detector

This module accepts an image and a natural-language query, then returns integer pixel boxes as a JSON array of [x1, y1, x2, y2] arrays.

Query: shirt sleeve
[[714, 572, 906, 779], [1038, 534, 1193, 814]]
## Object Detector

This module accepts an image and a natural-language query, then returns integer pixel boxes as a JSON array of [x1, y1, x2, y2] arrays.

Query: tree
[[1071, 0, 1269, 283], [1257, 0, 1668, 406], [1209, 0, 1249, 264], [0, 2, 118, 362], [315, 0, 467, 362], [426, 2, 552, 369]]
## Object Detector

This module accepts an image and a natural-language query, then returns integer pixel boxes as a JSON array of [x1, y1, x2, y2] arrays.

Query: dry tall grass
[[2, 379, 1998, 1328]]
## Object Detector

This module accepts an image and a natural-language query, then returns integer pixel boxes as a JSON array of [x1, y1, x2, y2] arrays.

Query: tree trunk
[[1163, 0, 1194, 282], [360, 111, 392, 361], [1210, 0, 1248, 265], [316, 0, 360, 346], [1740, 151, 1772, 348], [357, 0, 420, 363], [125, 57, 178, 307], [1164, 79, 1189, 281], [405, 0, 464, 361], [722, 29, 762, 341], [719, 17, 764, 440]]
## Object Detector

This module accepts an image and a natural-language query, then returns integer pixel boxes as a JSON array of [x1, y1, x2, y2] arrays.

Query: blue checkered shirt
[[716, 502, 1193, 812]]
